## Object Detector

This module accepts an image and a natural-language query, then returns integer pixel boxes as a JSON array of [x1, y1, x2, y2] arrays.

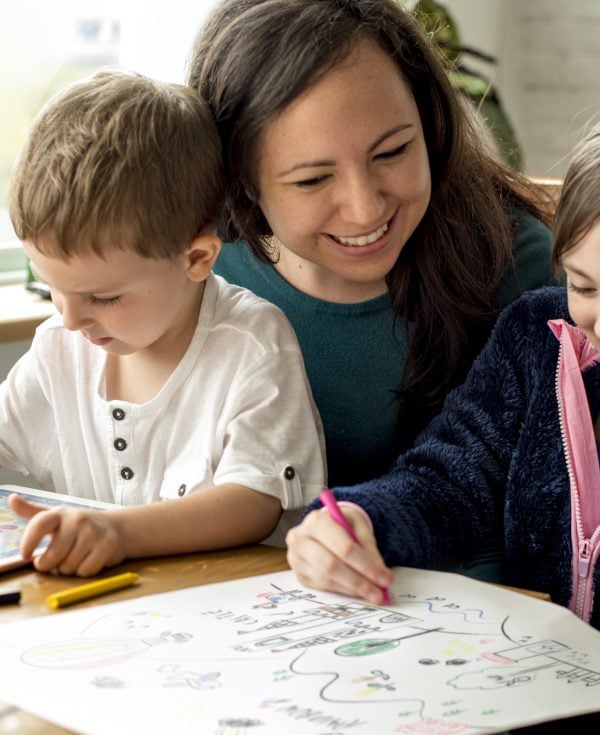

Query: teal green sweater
[[215, 213, 554, 487]]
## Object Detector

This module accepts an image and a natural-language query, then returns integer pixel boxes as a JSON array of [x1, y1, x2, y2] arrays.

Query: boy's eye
[[89, 295, 122, 306], [374, 143, 409, 160]]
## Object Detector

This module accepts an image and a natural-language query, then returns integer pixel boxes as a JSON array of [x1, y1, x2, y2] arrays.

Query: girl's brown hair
[[552, 124, 600, 274], [188, 0, 551, 445]]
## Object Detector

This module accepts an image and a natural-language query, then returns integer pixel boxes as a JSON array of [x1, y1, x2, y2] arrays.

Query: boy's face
[[23, 242, 205, 357], [563, 219, 600, 351]]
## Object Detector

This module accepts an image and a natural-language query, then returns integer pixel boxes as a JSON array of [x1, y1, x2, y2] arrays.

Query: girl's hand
[[8, 494, 126, 577], [286, 505, 393, 605]]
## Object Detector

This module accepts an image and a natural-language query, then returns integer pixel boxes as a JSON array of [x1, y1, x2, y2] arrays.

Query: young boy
[[288, 124, 600, 635], [3, 69, 325, 576]]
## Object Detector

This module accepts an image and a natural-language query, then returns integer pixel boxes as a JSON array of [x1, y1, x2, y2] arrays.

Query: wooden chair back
[[528, 176, 563, 216]]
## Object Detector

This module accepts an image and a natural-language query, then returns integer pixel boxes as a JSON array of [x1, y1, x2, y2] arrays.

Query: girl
[[287, 124, 600, 637]]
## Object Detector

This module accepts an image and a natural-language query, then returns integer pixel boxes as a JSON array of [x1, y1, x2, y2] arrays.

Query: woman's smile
[[329, 219, 390, 247], [255, 36, 431, 303]]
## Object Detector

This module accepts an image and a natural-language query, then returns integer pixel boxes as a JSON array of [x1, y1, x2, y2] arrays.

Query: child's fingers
[[8, 493, 49, 521], [25, 508, 96, 572], [18, 508, 66, 560], [286, 510, 392, 603], [54, 545, 98, 577], [55, 523, 124, 577], [29, 520, 81, 573], [43, 510, 126, 576], [306, 508, 391, 583], [288, 535, 386, 604], [69, 542, 123, 578], [9, 496, 79, 566]]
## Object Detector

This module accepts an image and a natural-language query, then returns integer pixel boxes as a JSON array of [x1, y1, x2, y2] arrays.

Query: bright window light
[[0, 0, 219, 248]]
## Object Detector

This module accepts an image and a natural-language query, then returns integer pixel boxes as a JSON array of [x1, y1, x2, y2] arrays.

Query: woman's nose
[[338, 171, 386, 225]]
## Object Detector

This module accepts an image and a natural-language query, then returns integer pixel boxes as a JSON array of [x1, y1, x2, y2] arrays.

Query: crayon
[[0, 590, 21, 606], [320, 488, 391, 605], [46, 572, 139, 610]]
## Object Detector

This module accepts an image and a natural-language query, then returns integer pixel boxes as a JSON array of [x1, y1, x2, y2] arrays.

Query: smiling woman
[[254, 38, 431, 305], [189, 0, 556, 495]]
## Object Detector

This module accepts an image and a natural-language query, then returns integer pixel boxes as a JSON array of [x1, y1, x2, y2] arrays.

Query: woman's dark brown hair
[[188, 0, 551, 446]]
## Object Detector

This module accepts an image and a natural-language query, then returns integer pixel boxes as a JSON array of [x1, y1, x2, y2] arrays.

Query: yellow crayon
[[46, 572, 139, 610]]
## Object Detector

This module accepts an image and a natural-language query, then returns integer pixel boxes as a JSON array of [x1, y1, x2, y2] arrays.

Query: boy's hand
[[8, 494, 126, 577], [286, 505, 393, 605]]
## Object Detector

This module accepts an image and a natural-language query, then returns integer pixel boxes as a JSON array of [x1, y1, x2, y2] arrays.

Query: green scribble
[[336, 639, 400, 657], [272, 668, 293, 682]]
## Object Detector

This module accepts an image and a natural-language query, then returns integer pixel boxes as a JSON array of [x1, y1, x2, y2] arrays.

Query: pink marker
[[319, 488, 391, 605]]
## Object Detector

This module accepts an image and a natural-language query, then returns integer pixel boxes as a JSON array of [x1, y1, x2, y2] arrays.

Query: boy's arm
[[113, 483, 282, 557], [12, 483, 281, 577]]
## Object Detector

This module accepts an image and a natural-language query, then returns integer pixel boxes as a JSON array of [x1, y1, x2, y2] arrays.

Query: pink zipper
[[549, 319, 600, 622]]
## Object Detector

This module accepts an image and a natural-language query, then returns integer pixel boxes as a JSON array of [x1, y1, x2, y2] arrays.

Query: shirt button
[[113, 408, 125, 421], [284, 466, 295, 480], [114, 438, 127, 451], [121, 467, 134, 480], [177, 484, 186, 497]]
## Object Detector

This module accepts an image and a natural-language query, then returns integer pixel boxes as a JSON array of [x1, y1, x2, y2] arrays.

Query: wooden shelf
[[0, 284, 56, 343]]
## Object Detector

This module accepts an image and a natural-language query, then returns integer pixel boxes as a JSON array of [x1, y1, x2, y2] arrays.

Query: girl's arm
[[288, 291, 549, 599]]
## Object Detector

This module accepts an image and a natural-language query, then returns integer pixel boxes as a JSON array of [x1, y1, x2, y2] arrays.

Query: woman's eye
[[375, 143, 408, 160], [294, 175, 329, 189], [89, 295, 122, 307]]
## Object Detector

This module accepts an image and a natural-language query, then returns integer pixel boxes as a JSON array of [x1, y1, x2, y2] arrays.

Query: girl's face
[[254, 36, 431, 303], [563, 219, 600, 351]]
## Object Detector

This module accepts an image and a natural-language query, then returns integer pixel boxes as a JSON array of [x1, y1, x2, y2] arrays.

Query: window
[[0, 0, 219, 278]]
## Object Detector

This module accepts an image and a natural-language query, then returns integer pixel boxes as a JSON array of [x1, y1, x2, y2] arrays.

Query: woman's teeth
[[334, 222, 389, 247]]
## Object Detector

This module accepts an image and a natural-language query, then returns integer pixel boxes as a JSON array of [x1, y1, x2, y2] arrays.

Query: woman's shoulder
[[498, 211, 554, 306], [215, 240, 308, 312], [215, 240, 270, 290]]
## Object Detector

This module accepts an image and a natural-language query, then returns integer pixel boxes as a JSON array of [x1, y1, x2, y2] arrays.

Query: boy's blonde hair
[[553, 123, 600, 274], [10, 69, 224, 259]]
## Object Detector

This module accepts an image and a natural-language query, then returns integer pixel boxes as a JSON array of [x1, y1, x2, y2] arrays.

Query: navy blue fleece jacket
[[312, 288, 600, 630]]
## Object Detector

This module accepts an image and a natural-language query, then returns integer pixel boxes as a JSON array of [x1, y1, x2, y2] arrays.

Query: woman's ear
[[183, 234, 222, 282]]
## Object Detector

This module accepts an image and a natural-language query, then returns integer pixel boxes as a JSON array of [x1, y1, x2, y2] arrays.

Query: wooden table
[[0, 544, 289, 734]]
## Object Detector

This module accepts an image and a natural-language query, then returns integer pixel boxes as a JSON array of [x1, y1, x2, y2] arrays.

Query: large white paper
[[0, 567, 598, 734]]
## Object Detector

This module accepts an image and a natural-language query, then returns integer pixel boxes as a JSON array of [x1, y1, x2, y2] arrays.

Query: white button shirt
[[0, 274, 326, 543]]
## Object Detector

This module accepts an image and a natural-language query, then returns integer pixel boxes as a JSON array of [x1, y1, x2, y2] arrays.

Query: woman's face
[[254, 36, 431, 303]]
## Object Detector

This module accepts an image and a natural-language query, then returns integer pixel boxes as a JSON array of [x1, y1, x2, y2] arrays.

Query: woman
[[187, 0, 554, 498]]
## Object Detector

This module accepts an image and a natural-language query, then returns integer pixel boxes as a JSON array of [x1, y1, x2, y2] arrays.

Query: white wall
[[444, 0, 600, 177], [0, 339, 35, 487], [0, 339, 29, 378]]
